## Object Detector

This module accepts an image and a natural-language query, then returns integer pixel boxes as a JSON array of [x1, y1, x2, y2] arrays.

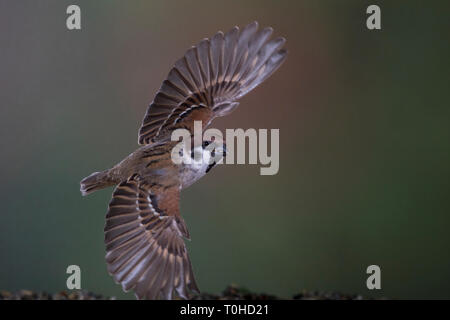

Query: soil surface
[[0, 285, 368, 300]]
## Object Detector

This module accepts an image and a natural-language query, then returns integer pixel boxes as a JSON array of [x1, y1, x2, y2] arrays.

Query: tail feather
[[80, 170, 113, 196]]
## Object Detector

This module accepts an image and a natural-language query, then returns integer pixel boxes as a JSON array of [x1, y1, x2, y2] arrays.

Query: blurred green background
[[1, 0, 449, 299]]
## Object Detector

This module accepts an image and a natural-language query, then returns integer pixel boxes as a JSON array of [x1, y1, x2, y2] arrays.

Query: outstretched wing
[[104, 175, 198, 300], [138, 21, 287, 144]]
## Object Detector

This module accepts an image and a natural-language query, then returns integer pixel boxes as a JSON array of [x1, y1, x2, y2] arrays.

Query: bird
[[80, 21, 287, 300]]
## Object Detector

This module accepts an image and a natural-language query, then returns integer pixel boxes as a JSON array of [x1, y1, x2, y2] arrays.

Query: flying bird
[[80, 21, 287, 300]]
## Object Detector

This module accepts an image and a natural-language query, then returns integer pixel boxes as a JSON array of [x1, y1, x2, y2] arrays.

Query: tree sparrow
[[80, 21, 287, 299]]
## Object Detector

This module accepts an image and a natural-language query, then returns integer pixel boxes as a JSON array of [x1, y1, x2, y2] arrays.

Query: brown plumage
[[80, 22, 287, 300]]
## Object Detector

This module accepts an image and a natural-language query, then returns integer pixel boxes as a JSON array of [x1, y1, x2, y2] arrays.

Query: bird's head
[[185, 138, 226, 173]]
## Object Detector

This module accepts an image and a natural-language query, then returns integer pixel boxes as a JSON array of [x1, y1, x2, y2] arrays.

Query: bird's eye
[[179, 149, 183, 157], [202, 141, 210, 149]]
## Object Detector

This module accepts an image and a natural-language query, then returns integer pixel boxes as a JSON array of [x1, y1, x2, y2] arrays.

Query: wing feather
[[138, 21, 287, 144], [104, 175, 198, 300]]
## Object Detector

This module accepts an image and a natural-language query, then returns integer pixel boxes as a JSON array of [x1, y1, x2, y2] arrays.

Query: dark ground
[[0, 285, 370, 300]]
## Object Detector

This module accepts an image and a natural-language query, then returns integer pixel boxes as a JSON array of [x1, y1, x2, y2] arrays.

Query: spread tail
[[80, 170, 114, 196]]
